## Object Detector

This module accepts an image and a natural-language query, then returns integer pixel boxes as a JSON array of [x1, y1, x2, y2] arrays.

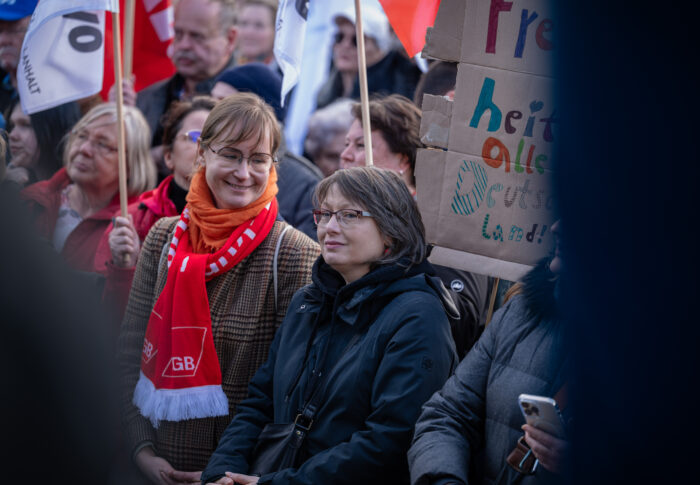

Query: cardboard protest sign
[[416, 0, 557, 282]]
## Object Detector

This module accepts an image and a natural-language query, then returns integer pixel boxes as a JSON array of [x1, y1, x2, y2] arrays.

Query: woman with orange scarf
[[117, 93, 320, 485]]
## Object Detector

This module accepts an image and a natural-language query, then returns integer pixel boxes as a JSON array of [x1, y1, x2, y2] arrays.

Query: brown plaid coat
[[117, 217, 319, 472]]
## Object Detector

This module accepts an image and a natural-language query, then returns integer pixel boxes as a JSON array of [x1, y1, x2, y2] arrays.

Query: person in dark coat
[[407, 221, 570, 485], [201, 167, 458, 485], [316, 5, 421, 110]]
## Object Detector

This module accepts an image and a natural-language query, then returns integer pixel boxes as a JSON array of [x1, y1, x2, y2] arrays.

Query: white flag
[[18, 0, 119, 114], [273, 0, 309, 106]]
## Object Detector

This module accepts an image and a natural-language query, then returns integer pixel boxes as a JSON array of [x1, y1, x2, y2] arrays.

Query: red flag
[[378, 0, 441, 57], [101, 0, 175, 99]]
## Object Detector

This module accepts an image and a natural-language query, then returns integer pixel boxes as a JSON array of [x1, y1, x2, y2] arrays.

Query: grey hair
[[304, 98, 354, 159], [64, 102, 156, 196], [211, 0, 238, 32], [314, 166, 427, 267]]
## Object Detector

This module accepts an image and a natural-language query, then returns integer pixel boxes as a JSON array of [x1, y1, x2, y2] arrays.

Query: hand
[[3, 165, 30, 186], [109, 214, 140, 268], [162, 469, 202, 485], [108, 75, 137, 106], [224, 472, 259, 484], [522, 424, 569, 474], [135, 447, 201, 485], [205, 477, 234, 485]]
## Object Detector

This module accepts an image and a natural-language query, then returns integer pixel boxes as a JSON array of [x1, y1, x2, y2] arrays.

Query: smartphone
[[518, 393, 566, 438]]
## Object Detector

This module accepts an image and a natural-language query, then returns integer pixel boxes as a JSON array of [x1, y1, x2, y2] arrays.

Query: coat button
[[300, 304, 306, 309]]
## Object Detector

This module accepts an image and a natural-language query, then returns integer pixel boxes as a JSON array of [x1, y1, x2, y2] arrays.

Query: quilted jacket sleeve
[[407, 300, 517, 485]]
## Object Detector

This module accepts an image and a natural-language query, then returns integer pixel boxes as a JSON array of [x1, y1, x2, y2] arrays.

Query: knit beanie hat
[[215, 63, 287, 122]]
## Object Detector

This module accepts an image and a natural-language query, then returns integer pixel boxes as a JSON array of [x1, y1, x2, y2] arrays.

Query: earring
[[399, 169, 404, 175]]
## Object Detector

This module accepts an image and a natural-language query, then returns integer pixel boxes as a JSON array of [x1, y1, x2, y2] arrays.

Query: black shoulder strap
[[300, 332, 362, 422]]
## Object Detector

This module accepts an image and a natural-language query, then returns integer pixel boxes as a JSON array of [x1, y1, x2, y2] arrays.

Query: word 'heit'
[[470, 77, 557, 143], [486, 0, 554, 58]]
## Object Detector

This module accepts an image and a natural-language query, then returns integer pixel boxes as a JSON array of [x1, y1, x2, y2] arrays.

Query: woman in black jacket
[[202, 167, 458, 485]]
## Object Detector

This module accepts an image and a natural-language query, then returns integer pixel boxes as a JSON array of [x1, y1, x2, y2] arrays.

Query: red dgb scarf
[[133, 199, 278, 427]]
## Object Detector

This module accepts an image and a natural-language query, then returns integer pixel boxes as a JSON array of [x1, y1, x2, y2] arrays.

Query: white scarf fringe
[[133, 371, 229, 428]]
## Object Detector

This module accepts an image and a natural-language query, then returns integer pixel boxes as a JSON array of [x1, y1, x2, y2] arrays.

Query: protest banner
[[416, 0, 557, 282], [17, 0, 119, 114], [101, 0, 174, 99]]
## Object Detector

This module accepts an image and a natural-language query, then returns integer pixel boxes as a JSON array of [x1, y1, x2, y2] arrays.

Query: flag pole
[[354, 0, 373, 166], [485, 277, 500, 326], [123, 0, 135, 79], [112, 9, 131, 264]]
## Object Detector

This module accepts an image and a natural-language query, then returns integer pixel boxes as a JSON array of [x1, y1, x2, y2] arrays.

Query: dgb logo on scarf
[[161, 326, 207, 378]]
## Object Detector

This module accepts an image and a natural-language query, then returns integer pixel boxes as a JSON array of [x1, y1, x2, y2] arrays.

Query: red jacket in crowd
[[98, 175, 180, 320], [21, 168, 137, 274]]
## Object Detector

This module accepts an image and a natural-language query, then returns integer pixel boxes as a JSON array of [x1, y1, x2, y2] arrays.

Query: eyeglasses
[[73, 130, 118, 156], [178, 130, 201, 143], [334, 31, 357, 47], [313, 209, 373, 227], [205, 145, 275, 173]]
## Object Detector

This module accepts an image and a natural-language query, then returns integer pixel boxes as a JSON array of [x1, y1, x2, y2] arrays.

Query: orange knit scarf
[[185, 166, 279, 253]]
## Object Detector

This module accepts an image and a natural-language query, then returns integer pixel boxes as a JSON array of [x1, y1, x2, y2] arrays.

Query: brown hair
[[351, 94, 422, 186], [314, 166, 427, 267], [161, 96, 217, 151], [413, 60, 458, 106], [199, 92, 281, 157]]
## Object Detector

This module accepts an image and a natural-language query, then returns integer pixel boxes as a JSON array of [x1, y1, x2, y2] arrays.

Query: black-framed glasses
[[334, 31, 357, 47], [180, 130, 201, 143], [205, 145, 275, 173], [313, 209, 372, 227]]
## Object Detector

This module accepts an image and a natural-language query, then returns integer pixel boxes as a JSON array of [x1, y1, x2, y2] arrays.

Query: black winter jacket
[[202, 257, 458, 484], [408, 260, 569, 485]]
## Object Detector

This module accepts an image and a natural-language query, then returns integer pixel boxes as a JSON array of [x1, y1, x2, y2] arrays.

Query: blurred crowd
[[0, 2, 572, 485]]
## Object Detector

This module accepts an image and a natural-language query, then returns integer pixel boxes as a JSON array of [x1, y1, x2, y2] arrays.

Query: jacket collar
[[303, 257, 456, 327], [137, 175, 177, 217]]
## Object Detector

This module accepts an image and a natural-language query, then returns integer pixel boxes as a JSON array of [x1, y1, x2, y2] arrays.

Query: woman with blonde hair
[[21, 102, 156, 273], [117, 92, 319, 484]]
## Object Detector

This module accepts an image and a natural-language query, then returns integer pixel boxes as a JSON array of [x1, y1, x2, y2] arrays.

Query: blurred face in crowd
[[210, 82, 238, 100], [0, 17, 30, 73], [164, 109, 211, 189], [172, 0, 237, 82], [8, 104, 40, 169], [66, 115, 120, 195], [340, 119, 410, 177], [199, 124, 273, 209], [313, 132, 344, 177], [236, 3, 275, 60], [332, 18, 383, 74], [316, 184, 386, 284]]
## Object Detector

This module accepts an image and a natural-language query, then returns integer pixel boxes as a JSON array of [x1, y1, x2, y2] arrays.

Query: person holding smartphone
[[408, 221, 570, 484]]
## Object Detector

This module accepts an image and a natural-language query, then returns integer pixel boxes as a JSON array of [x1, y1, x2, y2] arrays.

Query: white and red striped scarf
[[133, 199, 278, 427]]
